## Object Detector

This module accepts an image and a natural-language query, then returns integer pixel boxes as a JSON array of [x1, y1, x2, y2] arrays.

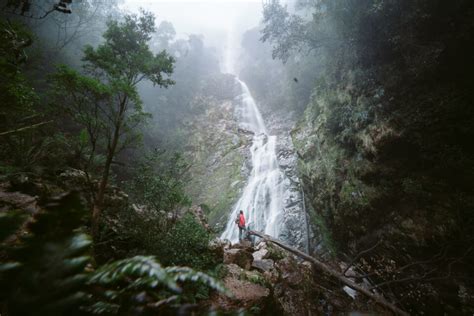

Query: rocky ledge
[[207, 239, 389, 315]]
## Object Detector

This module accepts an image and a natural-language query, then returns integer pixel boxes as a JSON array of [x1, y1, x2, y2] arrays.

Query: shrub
[[156, 213, 218, 270]]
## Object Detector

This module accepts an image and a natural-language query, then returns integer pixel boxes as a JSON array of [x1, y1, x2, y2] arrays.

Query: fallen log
[[248, 230, 408, 316]]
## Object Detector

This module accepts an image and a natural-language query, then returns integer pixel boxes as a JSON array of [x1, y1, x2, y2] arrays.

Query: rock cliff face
[[266, 111, 310, 249], [181, 75, 309, 249], [290, 66, 474, 314], [181, 74, 251, 231]]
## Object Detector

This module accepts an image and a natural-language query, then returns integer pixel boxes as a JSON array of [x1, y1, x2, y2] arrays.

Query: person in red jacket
[[236, 210, 246, 241]]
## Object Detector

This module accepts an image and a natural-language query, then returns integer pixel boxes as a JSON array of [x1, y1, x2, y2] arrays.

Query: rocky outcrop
[[181, 75, 311, 251], [265, 111, 311, 250], [273, 257, 321, 315], [181, 78, 252, 231], [210, 263, 272, 312], [252, 258, 274, 272], [210, 239, 380, 315], [223, 247, 253, 270]]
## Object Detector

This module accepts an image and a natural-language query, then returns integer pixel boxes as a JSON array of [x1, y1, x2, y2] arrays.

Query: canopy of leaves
[[127, 150, 190, 212], [83, 10, 174, 88]]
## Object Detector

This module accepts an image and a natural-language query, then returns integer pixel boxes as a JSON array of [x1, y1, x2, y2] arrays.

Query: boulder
[[272, 257, 321, 315], [223, 248, 253, 270], [58, 168, 88, 188], [210, 276, 270, 311], [263, 270, 279, 284], [252, 248, 269, 261], [252, 259, 275, 273], [225, 263, 245, 279], [208, 237, 229, 259], [233, 239, 253, 250], [0, 188, 38, 213]]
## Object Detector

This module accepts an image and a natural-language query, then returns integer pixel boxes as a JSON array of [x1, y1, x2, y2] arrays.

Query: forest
[[1, 0, 473, 315]]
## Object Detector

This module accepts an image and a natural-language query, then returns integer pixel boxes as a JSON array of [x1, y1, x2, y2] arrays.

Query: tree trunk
[[91, 96, 127, 237], [248, 230, 409, 316], [92, 137, 116, 237]]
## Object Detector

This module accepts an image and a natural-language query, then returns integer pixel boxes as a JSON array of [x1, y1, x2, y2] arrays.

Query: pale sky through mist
[[122, 0, 262, 36], [122, 0, 263, 73]]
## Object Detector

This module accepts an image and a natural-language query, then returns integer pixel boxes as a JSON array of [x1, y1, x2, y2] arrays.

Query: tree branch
[[343, 239, 382, 276]]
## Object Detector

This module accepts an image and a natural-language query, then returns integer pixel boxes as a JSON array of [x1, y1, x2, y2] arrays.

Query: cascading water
[[220, 78, 285, 243]]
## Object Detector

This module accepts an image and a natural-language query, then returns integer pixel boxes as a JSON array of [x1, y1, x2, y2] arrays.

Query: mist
[[1, 0, 473, 314], [122, 0, 263, 74]]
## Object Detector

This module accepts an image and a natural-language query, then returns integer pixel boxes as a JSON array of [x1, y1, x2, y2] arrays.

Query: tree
[[261, 0, 320, 62], [127, 149, 190, 213], [154, 20, 176, 50], [1, 0, 75, 19], [51, 10, 175, 236]]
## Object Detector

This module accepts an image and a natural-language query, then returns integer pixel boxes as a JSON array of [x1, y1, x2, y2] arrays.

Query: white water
[[220, 78, 285, 243]]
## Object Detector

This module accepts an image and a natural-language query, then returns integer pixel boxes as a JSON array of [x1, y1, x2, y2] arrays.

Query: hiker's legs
[[239, 227, 243, 241]]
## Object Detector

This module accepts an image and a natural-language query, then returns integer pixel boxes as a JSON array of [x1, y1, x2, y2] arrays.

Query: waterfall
[[220, 78, 285, 243]]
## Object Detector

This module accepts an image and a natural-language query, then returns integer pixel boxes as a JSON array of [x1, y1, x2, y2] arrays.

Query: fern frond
[[165, 266, 230, 296], [88, 255, 181, 293]]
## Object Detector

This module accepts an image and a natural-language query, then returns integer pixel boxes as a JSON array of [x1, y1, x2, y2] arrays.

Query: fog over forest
[[1, 0, 473, 315]]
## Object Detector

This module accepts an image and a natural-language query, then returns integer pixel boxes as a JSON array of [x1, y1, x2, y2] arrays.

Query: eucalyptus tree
[[51, 10, 175, 235]]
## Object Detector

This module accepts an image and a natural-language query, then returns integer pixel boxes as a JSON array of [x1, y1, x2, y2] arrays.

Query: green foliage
[[243, 271, 268, 287], [266, 243, 286, 261], [0, 193, 227, 315], [139, 32, 220, 149], [83, 10, 174, 88], [280, 0, 474, 312], [261, 0, 310, 62], [156, 213, 218, 270], [0, 193, 92, 316], [127, 150, 190, 212], [0, 19, 37, 122], [0, 19, 52, 171], [86, 256, 228, 315], [155, 21, 176, 49], [48, 11, 176, 229]]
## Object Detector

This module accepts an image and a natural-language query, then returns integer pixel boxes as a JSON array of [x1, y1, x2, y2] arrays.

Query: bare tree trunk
[[92, 96, 127, 237], [248, 230, 409, 316]]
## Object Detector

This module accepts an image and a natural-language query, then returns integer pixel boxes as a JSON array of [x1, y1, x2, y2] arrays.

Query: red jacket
[[239, 213, 246, 228]]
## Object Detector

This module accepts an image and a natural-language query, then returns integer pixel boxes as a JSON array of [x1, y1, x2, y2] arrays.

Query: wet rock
[[252, 248, 269, 261], [223, 248, 253, 270], [0, 188, 38, 213], [252, 259, 275, 272]]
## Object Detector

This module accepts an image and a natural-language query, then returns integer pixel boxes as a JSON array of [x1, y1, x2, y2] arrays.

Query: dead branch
[[248, 230, 409, 316], [343, 239, 382, 276], [0, 120, 53, 136], [370, 267, 438, 290]]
